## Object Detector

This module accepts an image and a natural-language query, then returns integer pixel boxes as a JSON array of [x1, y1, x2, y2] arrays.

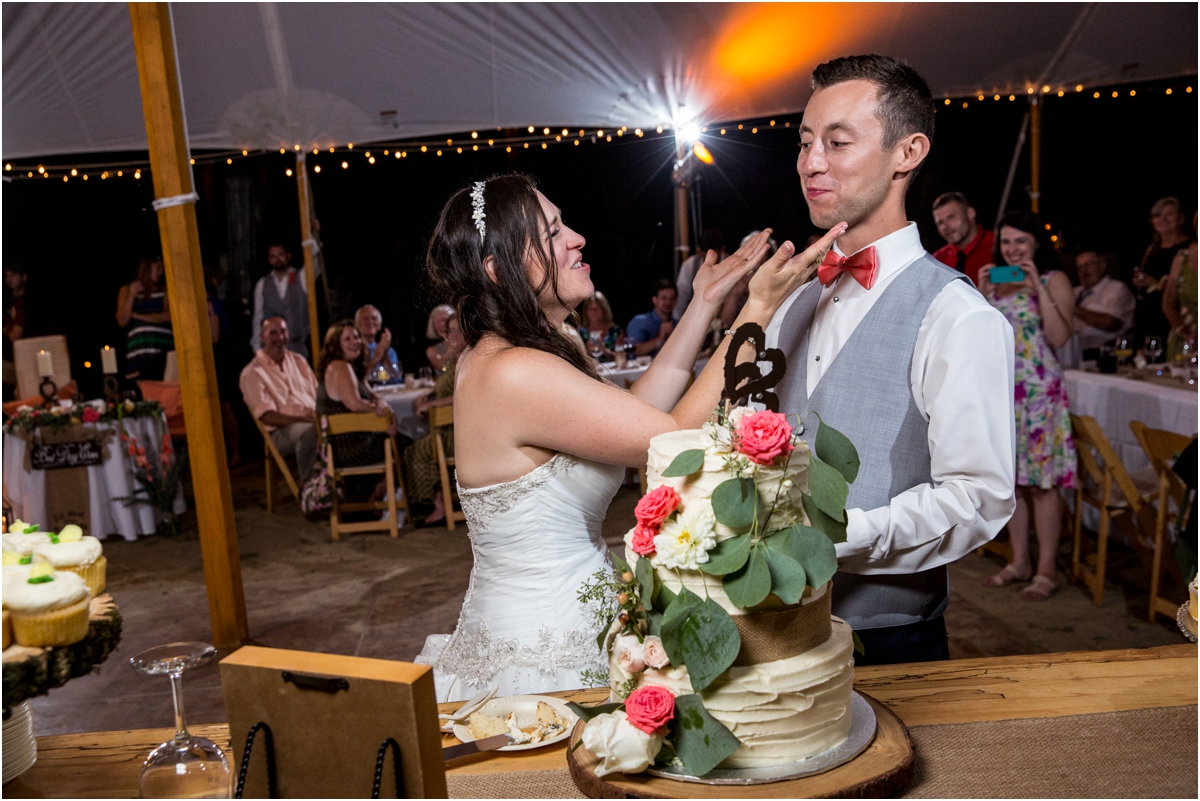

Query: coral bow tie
[[817, 247, 879, 290]]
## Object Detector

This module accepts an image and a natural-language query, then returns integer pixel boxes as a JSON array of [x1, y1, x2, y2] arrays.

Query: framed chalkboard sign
[[30, 440, 103, 470]]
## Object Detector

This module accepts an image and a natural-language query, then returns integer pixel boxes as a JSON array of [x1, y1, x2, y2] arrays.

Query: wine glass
[[1145, 334, 1164, 364], [132, 642, 231, 799], [418, 366, 433, 386], [1114, 336, 1135, 368]]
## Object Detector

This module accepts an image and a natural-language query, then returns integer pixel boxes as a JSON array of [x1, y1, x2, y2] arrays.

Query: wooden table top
[[6, 644, 1195, 798]]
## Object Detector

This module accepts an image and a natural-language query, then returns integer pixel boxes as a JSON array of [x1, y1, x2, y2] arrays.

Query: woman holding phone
[[978, 212, 1077, 601]]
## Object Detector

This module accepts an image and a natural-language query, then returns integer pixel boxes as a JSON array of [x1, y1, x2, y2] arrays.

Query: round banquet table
[[597, 356, 709, 387], [2, 414, 187, 541], [1064, 369, 1197, 474], [373, 384, 433, 441]]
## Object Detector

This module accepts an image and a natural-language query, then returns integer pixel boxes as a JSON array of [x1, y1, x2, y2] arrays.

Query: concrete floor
[[28, 460, 1185, 736]]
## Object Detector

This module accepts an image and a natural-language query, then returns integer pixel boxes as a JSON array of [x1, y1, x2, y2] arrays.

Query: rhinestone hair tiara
[[470, 181, 487, 242]]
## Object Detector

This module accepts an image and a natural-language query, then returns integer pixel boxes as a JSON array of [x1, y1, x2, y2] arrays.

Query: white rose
[[582, 711, 664, 777], [16, 405, 32, 413], [642, 636, 670, 669], [615, 635, 645, 674], [653, 506, 717, 571]]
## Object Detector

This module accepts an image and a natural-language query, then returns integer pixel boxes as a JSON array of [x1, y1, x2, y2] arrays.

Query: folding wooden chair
[[254, 417, 300, 513], [324, 411, 410, 541], [429, 404, 465, 532], [1069, 413, 1160, 606], [1129, 421, 1194, 622]]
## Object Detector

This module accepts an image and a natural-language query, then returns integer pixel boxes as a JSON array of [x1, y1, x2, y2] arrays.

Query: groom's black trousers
[[851, 615, 950, 666]]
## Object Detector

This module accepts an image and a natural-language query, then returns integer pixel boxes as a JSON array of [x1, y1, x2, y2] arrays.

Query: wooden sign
[[30, 440, 102, 470], [220, 646, 447, 799]]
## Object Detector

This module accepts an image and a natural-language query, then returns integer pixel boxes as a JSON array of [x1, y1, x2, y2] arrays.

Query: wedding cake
[[578, 381, 862, 779]]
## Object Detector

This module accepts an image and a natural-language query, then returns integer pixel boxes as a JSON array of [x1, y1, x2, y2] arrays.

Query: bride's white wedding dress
[[415, 453, 625, 702]]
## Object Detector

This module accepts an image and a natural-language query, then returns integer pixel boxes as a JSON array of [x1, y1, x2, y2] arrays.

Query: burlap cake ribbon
[[731, 588, 832, 666]]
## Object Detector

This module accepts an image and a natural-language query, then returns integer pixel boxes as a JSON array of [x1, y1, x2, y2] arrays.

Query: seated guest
[[316, 320, 397, 502], [1164, 215, 1198, 360], [579, 291, 623, 361], [626, 279, 677, 357], [1073, 250, 1135, 352], [116, 257, 174, 380], [932, 191, 994, 285], [355, 304, 402, 381], [239, 316, 318, 483], [674, 230, 726, 321], [405, 313, 465, 525], [425, 304, 455, 371]]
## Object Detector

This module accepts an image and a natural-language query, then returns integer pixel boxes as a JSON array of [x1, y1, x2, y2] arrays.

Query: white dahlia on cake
[[573, 401, 863, 779]]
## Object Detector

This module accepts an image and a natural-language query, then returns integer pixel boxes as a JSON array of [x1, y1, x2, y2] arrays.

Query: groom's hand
[[746, 223, 847, 316]]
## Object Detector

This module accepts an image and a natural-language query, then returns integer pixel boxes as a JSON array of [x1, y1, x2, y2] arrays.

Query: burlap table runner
[[445, 705, 1197, 799]]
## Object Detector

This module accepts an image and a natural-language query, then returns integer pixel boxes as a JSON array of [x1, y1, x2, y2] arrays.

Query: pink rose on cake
[[642, 635, 670, 669], [624, 685, 676, 734], [734, 409, 795, 465], [634, 485, 681, 529], [652, 506, 716, 570], [614, 633, 646, 674], [630, 523, 657, 556]]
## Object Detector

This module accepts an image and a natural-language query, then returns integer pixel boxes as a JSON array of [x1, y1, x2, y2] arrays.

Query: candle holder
[[39, 377, 59, 410], [103, 375, 122, 406]]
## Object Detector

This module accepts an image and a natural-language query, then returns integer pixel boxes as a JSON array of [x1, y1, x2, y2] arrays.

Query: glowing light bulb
[[1057, 90, 1064, 97], [421, 146, 427, 152], [1075, 85, 1083, 92], [341, 161, 348, 168], [655, 125, 663, 134], [314, 165, 321, 173], [347, 143, 354, 149], [506, 146, 512, 152], [279, 148, 286, 154], [944, 98, 951, 105], [286, 168, 293, 176], [994, 94, 1000, 101], [3, 164, 9, 171], [543, 127, 550, 135], [395, 151, 401, 158], [70, 168, 78, 176], [541, 143, 547, 149], [226, 158, 232, 164], [368, 156, 375, 163], [243, 150, 248, 155], [528, 126, 535, 133], [471, 132, 478, 139]]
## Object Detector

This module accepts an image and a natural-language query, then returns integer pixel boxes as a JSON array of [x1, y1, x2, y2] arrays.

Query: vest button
[[833, 296, 840, 302], [814, 355, 821, 361]]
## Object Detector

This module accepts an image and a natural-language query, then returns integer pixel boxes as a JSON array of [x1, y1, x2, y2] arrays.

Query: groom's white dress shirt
[[765, 222, 1016, 575]]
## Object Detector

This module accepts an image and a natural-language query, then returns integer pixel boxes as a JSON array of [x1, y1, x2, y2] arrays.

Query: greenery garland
[[4, 399, 166, 436]]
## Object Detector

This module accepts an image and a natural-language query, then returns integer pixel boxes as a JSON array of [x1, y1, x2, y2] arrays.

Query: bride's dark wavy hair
[[425, 173, 598, 379]]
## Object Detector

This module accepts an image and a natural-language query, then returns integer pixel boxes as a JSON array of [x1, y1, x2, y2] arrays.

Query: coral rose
[[734, 410, 795, 465], [634, 484, 681, 528], [623, 684, 676, 734], [630, 523, 657, 556], [81, 407, 100, 423]]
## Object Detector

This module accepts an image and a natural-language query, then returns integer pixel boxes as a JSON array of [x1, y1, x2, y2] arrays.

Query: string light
[[70, 168, 77, 176], [523, 142, 529, 148], [751, 126, 758, 133], [471, 132, 478, 139], [395, 151, 402, 158], [285, 168, 293, 176], [605, 135, 612, 142], [83, 361, 92, 369], [1009, 95, 1015, 101], [243, 150, 249, 156], [1188, 86, 1194, 93], [279, 148, 286, 154], [977, 94, 984, 101], [770, 120, 776, 126], [487, 139, 494, 146], [561, 128, 569, 135], [37, 165, 44, 173], [117, 170, 123, 176], [313, 148, 319, 154], [1041, 85, 1050, 93], [436, 150, 442, 156], [341, 161, 348, 169], [1112, 91, 1118, 97], [1027, 87, 1034, 94], [541, 142, 547, 149], [313, 165, 321, 173], [944, 98, 951, 105], [962, 101, 968, 108], [347, 143, 354, 149], [365, 151, 371, 158], [574, 140, 579, 146], [3, 164, 9, 171], [720, 128, 726, 134], [189, 158, 195, 164], [368, 156, 375, 163], [382, 149, 388, 155], [1166, 88, 1173, 95], [737, 124, 743, 129], [226, 158, 232, 164], [62, 175, 68, 182], [597, 129, 604, 136], [1075, 85, 1083, 92], [456, 147, 462, 153], [656, 125, 663, 133], [472, 145, 478, 151], [1057, 90, 1064, 97], [543, 127, 550, 135], [328, 147, 334, 153], [446, 139, 452, 145], [527, 126, 535, 133], [1093, 91, 1100, 98], [134, 170, 141, 179], [420, 145, 427, 152], [506, 146, 512, 152]]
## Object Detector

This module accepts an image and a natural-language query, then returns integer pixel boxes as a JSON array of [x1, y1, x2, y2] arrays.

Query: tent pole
[[296, 153, 320, 360], [129, 1, 248, 648], [672, 141, 692, 278], [1029, 98, 1042, 214]]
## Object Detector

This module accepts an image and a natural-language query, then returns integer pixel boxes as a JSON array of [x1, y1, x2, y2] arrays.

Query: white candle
[[101, 346, 118, 374], [36, 350, 53, 377]]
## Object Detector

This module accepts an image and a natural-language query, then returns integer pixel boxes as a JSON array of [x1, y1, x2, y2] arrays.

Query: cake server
[[438, 686, 498, 726], [442, 734, 511, 761]]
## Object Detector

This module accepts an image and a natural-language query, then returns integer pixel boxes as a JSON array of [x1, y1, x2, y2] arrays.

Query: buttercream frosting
[[33, 536, 103, 567], [2, 570, 89, 613], [2, 532, 52, 556]]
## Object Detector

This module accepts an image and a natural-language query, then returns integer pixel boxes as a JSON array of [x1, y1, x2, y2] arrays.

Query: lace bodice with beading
[[415, 453, 625, 702]]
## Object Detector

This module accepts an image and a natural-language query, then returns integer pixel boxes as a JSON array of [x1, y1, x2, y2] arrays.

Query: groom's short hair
[[811, 55, 935, 152]]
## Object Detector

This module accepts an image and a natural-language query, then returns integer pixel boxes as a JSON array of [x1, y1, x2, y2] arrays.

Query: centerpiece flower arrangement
[[4, 399, 166, 435], [572, 402, 861, 777]]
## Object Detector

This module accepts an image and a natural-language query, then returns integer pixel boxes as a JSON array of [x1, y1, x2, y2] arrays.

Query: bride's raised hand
[[746, 223, 847, 316], [692, 229, 774, 312]]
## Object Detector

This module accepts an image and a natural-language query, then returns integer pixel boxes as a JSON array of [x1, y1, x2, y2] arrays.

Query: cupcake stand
[[2, 595, 122, 784], [566, 691, 913, 798]]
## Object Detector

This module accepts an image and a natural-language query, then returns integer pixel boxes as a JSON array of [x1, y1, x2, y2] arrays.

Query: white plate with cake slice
[[452, 694, 578, 752]]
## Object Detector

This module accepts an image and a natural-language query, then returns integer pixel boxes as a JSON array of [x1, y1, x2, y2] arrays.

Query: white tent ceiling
[[3, 2, 1196, 160]]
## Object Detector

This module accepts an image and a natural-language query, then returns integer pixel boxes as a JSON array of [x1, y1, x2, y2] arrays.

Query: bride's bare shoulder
[[459, 337, 573, 388]]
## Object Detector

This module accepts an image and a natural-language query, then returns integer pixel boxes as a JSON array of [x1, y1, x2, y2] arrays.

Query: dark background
[[4, 77, 1196, 401]]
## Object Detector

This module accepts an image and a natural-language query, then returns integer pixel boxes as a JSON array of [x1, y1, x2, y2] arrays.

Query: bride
[[415, 174, 844, 701]]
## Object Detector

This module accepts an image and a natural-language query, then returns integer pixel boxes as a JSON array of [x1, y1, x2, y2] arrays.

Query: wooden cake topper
[[723, 322, 786, 412]]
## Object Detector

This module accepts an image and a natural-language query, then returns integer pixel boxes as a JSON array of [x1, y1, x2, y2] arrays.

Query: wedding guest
[[931, 191, 994, 284], [425, 304, 455, 371], [240, 316, 319, 483], [355, 304, 402, 381], [250, 244, 310, 359], [206, 265, 241, 466], [720, 231, 776, 332], [979, 212, 1077, 601], [316, 320, 397, 502], [674, 230, 726, 321], [771, 54, 1016, 664], [1073, 250, 1135, 352], [627, 279, 677, 356], [116, 258, 174, 380], [1163, 217, 1198, 360], [405, 314, 466, 525], [1133, 197, 1192, 345], [579, 291, 623, 361]]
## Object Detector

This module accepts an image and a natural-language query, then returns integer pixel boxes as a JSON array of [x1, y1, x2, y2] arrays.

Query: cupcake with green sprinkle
[[3, 560, 90, 647], [32, 525, 106, 596]]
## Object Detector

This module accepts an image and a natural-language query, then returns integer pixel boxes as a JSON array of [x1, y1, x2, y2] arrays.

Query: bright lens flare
[[676, 122, 702, 146], [692, 142, 715, 164]]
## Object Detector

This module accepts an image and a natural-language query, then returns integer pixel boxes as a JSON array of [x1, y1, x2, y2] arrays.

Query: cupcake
[[3, 521, 51, 558], [32, 525, 105, 596], [4, 562, 90, 647], [2, 609, 11, 649]]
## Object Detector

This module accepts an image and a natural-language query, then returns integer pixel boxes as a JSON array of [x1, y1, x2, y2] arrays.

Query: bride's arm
[[629, 231, 771, 410], [471, 224, 845, 469]]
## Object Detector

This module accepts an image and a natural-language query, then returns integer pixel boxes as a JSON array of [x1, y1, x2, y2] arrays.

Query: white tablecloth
[[597, 356, 710, 387], [375, 385, 433, 441], [1064, 370, 1198, 474], [3, 414, 187, 541]]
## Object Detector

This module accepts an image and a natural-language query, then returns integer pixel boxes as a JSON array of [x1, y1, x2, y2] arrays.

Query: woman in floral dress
[[979, 212, 1078, 600]]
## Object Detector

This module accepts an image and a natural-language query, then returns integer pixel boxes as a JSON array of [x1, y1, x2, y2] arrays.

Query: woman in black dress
[[1133, 197, 1193, 347]]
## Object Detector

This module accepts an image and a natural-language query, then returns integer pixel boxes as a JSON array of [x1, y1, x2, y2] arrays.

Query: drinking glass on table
[[1114, 336, 1135, 368], [418, 366, 433, 386], [132, 642, 231, 798], [1144, 334, 1165, 364]]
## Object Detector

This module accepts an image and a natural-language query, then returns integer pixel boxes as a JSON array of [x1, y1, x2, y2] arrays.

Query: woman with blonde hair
[[578, 291, 623, 360], [425, 304, 456, 370]]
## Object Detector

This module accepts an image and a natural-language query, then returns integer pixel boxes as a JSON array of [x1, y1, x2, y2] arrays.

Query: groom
[[766, 55, 1016, 665]]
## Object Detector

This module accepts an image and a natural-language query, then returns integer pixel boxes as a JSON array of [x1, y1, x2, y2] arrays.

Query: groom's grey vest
[[777, 254, 968, 630]]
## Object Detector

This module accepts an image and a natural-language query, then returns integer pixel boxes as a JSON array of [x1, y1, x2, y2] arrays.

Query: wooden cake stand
[[566, 692, 912, 799]]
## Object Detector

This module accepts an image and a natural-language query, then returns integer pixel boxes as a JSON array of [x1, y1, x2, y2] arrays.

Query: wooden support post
[[129, 2, 248, 648], [296, 153, 321, 361], [1029, 96, 1042, 214]]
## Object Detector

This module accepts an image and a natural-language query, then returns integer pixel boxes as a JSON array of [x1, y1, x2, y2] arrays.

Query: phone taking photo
[[989, 266, 1025, 284]]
